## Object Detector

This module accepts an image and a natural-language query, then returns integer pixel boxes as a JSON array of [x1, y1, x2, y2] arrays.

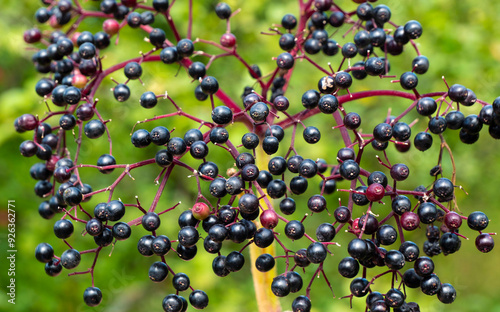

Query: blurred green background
[[2, 0, 500, 311]]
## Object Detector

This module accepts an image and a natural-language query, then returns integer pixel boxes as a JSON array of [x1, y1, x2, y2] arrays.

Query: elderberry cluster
[[18, 0, 498, 311]]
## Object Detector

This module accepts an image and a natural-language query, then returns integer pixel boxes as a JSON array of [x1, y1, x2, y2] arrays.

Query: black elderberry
[[61, 249, 81, 269], [350, 277, 370, 297], [113, 84, 130, 102], [420, 273, 441, 295], [302, 89, 321, 109], [342, 42, 358, 59], [281, 13, 297, 29], [276, 52, 295, 70], [83, 287, 102, 307], [271, 275, 290, 297], [414, 131, 433, 151], [404, 20, 423, 39], [306, 242, 327, 264]]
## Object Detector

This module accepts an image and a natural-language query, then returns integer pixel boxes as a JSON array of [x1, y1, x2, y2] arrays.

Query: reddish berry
[[192, 202, 210, 220], [444, 211, 462, 230], [24, 28, 42, 44], [260, 210, 279, 229], [72, 74, 88, 89], [220, 33, 236, 48], [103, 19, 120, 36], [365, 183, 385, 202], [401, 211, 420, 231]]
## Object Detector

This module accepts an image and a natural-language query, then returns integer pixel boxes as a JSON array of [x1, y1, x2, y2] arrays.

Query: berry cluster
[[18, 0, 497, 311]]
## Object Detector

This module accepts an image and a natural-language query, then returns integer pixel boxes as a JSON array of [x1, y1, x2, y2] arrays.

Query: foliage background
[[1, 0, 500, 311]]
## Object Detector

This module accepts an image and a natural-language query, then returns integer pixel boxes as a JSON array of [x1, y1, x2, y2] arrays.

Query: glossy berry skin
[[392, 122, 411, 141], [150, 235, 171, 256], [286, 271, 303, 293], [83, 287, 102, 307], [334, 206, 351, 223], [414, 256, 434, 277], [414, 131, 433, 151], [420, 273, 441, 295], [446, 110, 465, 129], [178, 226, 199, 247], [417, 202, 437, 224], [225, 251, 245, 272], [242, 163, 260, 182], [384, 250, 405, 270], [267, 179, 287, 198], [444, 211, 462, 230], [400, 71, 418, 90], [416, 97, 437, 116], [142, 212, 161, 231], [404, 20, 423, 39], [390, 163, 410, 181], [318, 94, 338, 114], [162, 294, 184, 312], [85, 218, 103, 236], [137, 235, 155, 257], [339, 159, 360, 180], [189, 290, 208, 309], [112, 222, 132, 241], [189, 141, 209, 159], [260, 209, 279, 229], [141, 126, 166, 146], [35, 243, 54, 263], [306, 242, 327, 264], [84, 120, 106, 139], [302, 90, 321, 109], [448, 84, 468, 102], [97, 154, 116, 174], [271, 275, 290, 297], [433, 177, 454, 200], [403, 268, 423, 289], [475, 233, 494, 253], [215, 2, 231, 19], [347, 238, 368, 260], [131, 129, 151, 148], [438, 283, 456, 304], [211, 106, 233, 125], [376, 224, 397, 246], [292, 295, 311, 312], [350, 277, 370, 297], [439, 232, 462, 255], [105, 200, 126, 221], [366, 183, 385, 202], [172, 272, 190, 291], [279, 33, 296, 51], [149, 261, 169, 282], [200, 76, 219, 95], [61, 249, 81, 269], [307, 195, 326, 213], [373, 123, 393, 142], [399, 241, 420, 262], [54, 219, 74, 239], [338, 257, 359, 278], [255, 253, 275, 272], [467, 211, 489, 231], [44, 258, 63, 277], [316, 223, 335, 242], [276, 52, 294, 70], [279, 198, 296, 215], [391, 195, 412, 215], [303, 126, 321, 143], [298, 159, 317, 178], [284, 220, 305, 240]]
